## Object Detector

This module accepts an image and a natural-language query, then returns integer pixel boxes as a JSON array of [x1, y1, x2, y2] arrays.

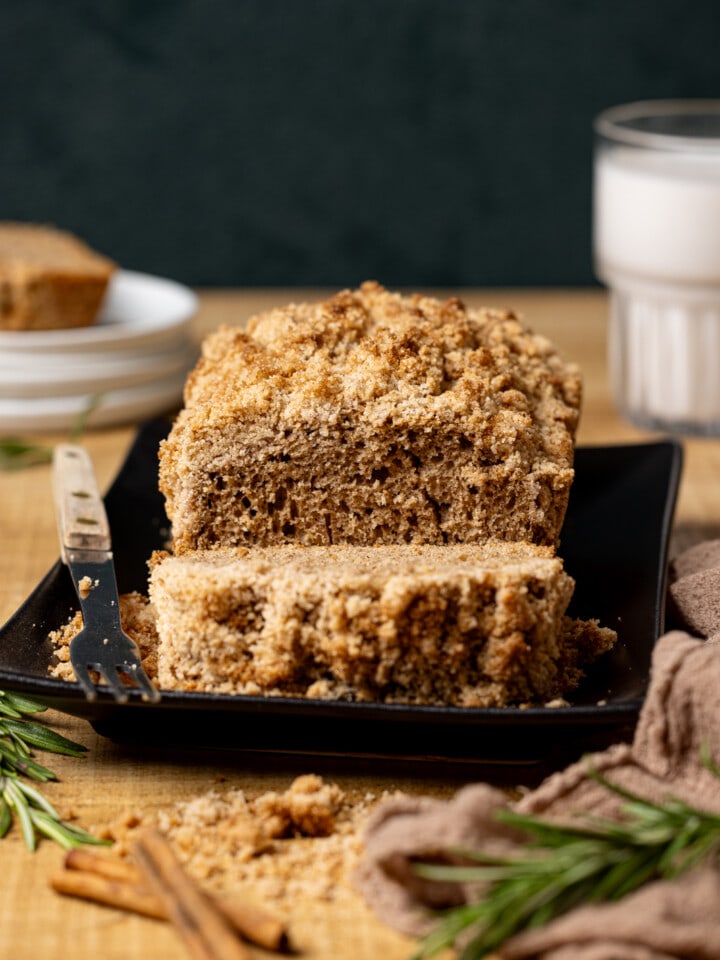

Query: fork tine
[[95, 664, 130, 704], [123, 662, 162, 704], [72, 662, 99, 702]]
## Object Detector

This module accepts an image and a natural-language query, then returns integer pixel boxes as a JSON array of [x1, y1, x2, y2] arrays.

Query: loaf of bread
[[159, 282, 581, 553], [148, 542, 615, 706], [0, 222, 115, 330]]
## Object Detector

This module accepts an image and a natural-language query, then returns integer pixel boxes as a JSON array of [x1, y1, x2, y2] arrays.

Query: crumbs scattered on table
[[99, 775, 394, 906]]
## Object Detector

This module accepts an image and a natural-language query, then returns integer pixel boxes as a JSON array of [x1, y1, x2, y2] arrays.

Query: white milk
[[594, 145, 720, 432], [595, 148, 720, 285]]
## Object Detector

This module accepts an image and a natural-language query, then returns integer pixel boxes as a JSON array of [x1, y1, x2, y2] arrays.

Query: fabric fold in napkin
[[353, 540, 720, 960]]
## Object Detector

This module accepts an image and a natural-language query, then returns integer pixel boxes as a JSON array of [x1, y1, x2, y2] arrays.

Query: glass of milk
[[594, 100, 720, 434]]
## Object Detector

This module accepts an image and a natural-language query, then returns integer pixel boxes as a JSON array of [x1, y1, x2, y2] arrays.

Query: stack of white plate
[[0, 270, 198, 432]]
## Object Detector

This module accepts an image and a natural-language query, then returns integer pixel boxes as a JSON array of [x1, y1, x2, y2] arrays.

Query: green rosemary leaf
[[0, 739, 23, 762], [588, 846, 647, 901], [0, 393, 102, 474], [1, 723, 28, 761], [29, 810, 110, 850], [412, 901, 489, 960], [0, 741, 56, 781], [0, 439, 53, 472], [15, 778, 61, 819], [0, 795, 12, 838], [415, 863, 517, 884], [26, 811, 79, 850], [1, 692, 48, 715], [1, 718, 87, 757], [608, 847, 664, 900], [0, 698, 24, 719], [4, 779, 37, 851], [0, 770, 108, 851], [6, 727, 33, 758], [57, 821, 110, 847], [69, 393, 104, 441], [496, 808, 620, 845], [658, 816, 701, 874]]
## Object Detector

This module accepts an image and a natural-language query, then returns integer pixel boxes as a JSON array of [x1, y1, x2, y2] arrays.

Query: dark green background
[[2, 1, 718, 287]]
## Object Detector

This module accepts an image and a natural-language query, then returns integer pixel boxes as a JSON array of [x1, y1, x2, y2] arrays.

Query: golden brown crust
[[0, 222, 115, 330], [159, 282, 581, 552]]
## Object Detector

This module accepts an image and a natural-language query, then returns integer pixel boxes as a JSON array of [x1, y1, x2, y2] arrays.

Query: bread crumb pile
[[100, 775, 387, 905]]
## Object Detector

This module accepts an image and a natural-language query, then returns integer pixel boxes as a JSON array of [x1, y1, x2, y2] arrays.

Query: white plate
[[0, 371, 188, 432], [0, 341, 198, 399], [0, 270, 197, 354]]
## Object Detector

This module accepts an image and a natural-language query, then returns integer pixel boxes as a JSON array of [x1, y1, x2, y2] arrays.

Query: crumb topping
[[179, 283, 580, 463]]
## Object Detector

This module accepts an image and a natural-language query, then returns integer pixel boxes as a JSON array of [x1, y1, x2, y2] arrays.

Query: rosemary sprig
[[0, 393, 104, 471], [413, 758, 720, 960], [68, 393, 104, 441], [0, 690, 108, 851], [0, 438, 53, 471]]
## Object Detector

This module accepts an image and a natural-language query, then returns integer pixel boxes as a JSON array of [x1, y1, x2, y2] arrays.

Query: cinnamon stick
[[51, 869, 167, 920], [65, 848, 142, 883], [133, 828, 252, 960], [59, 848, 289, 952]]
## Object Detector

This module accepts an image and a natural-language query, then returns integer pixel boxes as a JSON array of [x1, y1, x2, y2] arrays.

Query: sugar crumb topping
[[179, 282, 581, 446]]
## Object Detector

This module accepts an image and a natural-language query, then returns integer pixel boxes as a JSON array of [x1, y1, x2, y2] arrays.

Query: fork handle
[[53, 444, 112, 559]]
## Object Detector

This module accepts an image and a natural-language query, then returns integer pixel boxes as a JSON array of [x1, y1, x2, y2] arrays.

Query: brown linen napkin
[[353, 541, 720, 959]]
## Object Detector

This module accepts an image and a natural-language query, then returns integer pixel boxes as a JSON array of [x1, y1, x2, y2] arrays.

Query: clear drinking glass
[[593, 100, 720, 434]]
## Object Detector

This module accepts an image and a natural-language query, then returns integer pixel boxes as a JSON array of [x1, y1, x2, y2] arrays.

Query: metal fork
[[52, 443, 160, 703]]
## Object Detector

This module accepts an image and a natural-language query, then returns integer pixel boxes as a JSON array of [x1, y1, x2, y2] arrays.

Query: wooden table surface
[[1, 288, 719, 960]]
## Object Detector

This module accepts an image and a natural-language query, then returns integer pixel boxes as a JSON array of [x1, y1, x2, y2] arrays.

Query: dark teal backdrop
[[2, 1, 718, 287]]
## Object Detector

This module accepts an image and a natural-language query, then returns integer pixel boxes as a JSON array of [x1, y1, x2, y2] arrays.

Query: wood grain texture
[[1, 288, 719, 959]]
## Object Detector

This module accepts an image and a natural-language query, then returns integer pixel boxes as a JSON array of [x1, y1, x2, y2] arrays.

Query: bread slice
[[159, 283, 581, 553], [0, 222, 115, 330], [148, 542, 615, 707]]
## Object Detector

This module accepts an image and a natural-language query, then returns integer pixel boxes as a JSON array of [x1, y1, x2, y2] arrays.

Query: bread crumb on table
[[99, 775, 390, 906]]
